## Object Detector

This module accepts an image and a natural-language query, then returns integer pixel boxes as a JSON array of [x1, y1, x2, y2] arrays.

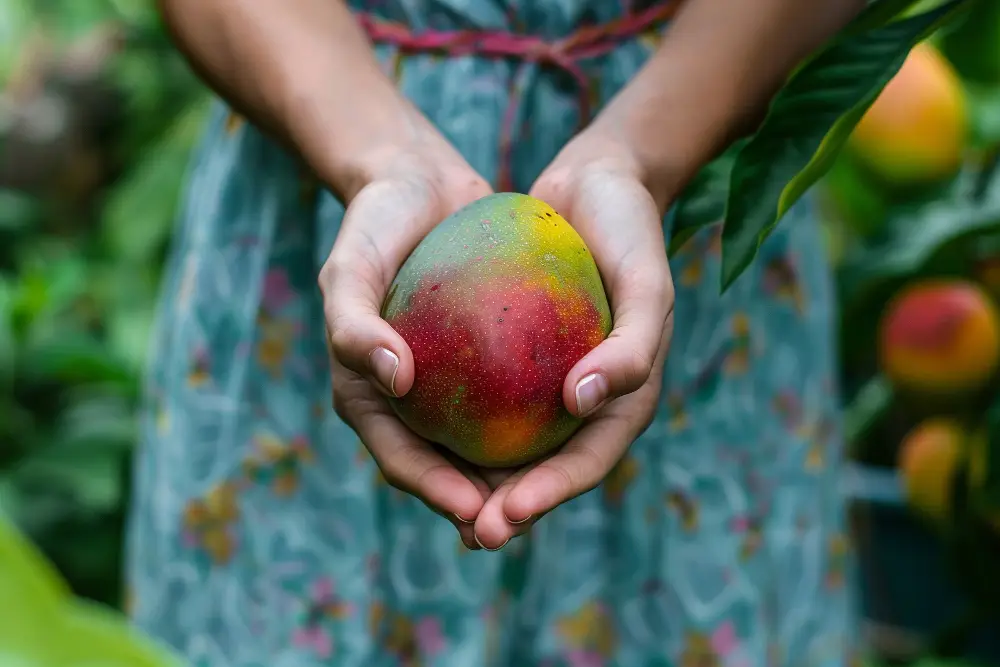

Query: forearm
[[593, 0, 866, 201], [156, 0, 431, 199]]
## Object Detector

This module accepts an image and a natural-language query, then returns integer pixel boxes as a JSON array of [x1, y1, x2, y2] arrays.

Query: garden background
[[1, 1, 1000, 666]]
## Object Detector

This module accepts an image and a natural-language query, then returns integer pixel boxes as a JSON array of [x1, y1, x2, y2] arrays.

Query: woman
[[128, 0, 863, 665]]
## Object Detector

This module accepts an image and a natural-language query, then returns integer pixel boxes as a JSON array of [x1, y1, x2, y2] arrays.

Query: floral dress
[[126, 1, 856, 665]]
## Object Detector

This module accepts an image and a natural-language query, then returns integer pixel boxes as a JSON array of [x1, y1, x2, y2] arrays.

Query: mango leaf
[[843, 0, 927, 35], [838, 162, 1000, 312], [720, 0, 971, 291], [965, 81, 1000, 149], [938, 0, 1000, 85], [668, 142, 743, 255]]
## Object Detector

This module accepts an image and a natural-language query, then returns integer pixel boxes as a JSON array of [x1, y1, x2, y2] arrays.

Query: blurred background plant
[[1, 0, 999, 666], [822, 3, 1000, 663], [0, 0, 209, 609]]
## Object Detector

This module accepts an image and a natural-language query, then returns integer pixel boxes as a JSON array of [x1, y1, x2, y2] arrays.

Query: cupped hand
[[471, 134, 677, 550], [318, 141, 497, 549]]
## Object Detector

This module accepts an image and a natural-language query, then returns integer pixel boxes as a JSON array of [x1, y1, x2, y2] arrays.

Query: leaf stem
[[845, 373, 895, 453]]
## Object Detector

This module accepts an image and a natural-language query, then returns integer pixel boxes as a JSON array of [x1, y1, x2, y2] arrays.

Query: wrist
[[588, 57, 747, 210], [283, 81, 437, 202]]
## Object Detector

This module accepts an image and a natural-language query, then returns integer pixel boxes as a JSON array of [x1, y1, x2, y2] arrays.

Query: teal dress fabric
[[126, 1, 856, 665]]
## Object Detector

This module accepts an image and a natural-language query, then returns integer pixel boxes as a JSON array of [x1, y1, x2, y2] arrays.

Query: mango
[[848, 43, 968, 189], [898, 418, 966, 524], [878, 280, 1000, 396], [382, 193, 611, 468], [899, 419, 1000, 531]]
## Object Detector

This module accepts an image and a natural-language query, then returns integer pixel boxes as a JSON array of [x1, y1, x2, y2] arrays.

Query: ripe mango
[[899, 419, 1000, 531], [878, 280, 1000, 396], [898, 418, 965, 524], [382, 193, 611, 468], [848, 43, 968, 189]]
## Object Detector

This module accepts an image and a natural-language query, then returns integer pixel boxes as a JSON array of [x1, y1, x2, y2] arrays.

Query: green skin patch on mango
[[382, 193, 612, 468]]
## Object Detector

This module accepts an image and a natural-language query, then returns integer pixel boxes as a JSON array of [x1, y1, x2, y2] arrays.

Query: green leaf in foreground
[[668, 142, 744, 255], [0, 517, 182, 667], [719, 0, 970, 292], [0, 515, 70, 623]]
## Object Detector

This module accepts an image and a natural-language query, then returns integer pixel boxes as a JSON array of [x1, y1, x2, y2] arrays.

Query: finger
[[472, 467, 539, 550], [533, 169, 675, 418], [505, 345, 667, 522], [320, 181, 438, 397], [347, 390, 487, 523], [478, 466, 520, 492], [320, 177, 491, 397], [563, 274, 674, 417], [435, 508, 482, 550], [435, 453, 493, 550]]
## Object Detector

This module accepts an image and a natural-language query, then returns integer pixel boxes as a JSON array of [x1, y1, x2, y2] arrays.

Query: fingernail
[[369, 347, 399, 396], [454, 513, 474, 524], [505, 513, 533, 525], [474, 534, 509, 552], [575, 373, 608, 416]]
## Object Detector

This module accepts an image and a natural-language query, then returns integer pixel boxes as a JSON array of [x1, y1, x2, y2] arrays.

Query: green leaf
[[669, 142, 744, 255], [0, 190, 41, 233], [720, 0, 971, 291], [965, 81, 1000, 149], [19, 333, 134, 386], [0, 0, 32, 83], [0, 520, 180, 667], [102, 100, 209, 263], [844, 0, 927, 35], [0, 516, 71, 625], [838, 163, 1000, 312], [938, 0, 1000, 84], [843, 374, 894, 450], [57, 600, 183, 667]]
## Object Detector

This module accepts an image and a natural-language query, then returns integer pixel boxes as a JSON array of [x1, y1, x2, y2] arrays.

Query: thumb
[[319, 179, 437, 397], [320, 173, 492, 397], [563, 262, 675, 417]]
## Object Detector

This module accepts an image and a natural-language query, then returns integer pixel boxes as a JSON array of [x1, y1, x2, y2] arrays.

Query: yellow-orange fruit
[[382, 193, 611, 468], [878, 280, 1000, 396], [849, 43, 968, 187], [898, 418, 965, 524]]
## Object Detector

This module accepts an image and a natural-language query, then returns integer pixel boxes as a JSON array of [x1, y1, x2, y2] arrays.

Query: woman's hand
[[318, 140, 498, 550], [471, 133, 676, 550]]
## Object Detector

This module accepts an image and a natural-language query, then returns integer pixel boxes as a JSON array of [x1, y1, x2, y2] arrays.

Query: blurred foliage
[[1, 0, 999, 665], [0, 0, 209, 608], [819, 12, 1000, 661], [0, 515, 182, 666]]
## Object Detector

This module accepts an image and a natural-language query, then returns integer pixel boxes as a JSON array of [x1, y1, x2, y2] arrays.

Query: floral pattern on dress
[[127, 1, 857, 666]]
